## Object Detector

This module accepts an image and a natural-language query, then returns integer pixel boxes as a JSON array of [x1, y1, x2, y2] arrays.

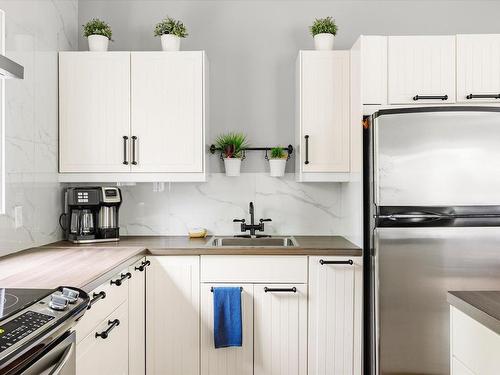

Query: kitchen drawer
[[200, 256, 307, 283], [76, 301, 129, 375], [75, 268, 129, 343]]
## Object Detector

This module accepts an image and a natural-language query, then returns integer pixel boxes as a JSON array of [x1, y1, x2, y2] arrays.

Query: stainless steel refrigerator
[[366, 107, 500, 375]]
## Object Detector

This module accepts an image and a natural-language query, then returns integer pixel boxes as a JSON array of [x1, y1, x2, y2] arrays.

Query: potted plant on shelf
[[268, 147, 287, 177], [154, 17, 188, 51], [215, 132, 249, 177], [83, 18, 113, 51], [310, 16, 338, 50]]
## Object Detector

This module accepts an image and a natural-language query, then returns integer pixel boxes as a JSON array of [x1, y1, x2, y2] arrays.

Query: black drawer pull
[[110, 272, 131, 286], [135, 260, 151, 272], [122, 136, 129, 165], [87, 291, 106, 309], [319, 259, 354, 265], [413, 95, 448, 101], [131, 136, 138, 165], [95, 319, 120, 339], [304, 135, 310, 165], [210, 287, 243, 292], [466, 94, 500, 100], [264, 287, 297, 293]]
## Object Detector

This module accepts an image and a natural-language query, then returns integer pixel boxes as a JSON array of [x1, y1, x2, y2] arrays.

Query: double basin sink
[[207, 236, 297, 247]]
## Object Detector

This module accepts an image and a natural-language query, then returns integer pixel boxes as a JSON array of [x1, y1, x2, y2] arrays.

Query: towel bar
[[210, 287, 243, 292]]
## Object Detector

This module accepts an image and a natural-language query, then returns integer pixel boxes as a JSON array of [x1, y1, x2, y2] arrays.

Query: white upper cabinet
[[131, 52, 205, 173], [59, 52, 131, 173], [457, 34, 500, 103], [296, 51, 350, 182], [388, 36, 456, 104]]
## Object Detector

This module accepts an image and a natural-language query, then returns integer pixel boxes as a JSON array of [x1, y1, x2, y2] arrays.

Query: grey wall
[[79, 0, 500, 172]]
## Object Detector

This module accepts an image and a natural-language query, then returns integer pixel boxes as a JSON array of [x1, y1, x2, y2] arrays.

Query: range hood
[[0, 54, 23, 79]]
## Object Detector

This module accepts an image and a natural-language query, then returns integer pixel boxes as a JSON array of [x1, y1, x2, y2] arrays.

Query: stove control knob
[[49, 294, 69, 311], [62, 288, 79, 304]]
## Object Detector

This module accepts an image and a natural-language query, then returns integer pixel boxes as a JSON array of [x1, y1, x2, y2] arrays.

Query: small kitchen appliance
[[0, 286, 89, 374], [62, 186, 122, 243]]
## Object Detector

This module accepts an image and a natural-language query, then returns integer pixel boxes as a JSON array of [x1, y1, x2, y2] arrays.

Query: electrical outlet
[[14, 206, 23, 228]]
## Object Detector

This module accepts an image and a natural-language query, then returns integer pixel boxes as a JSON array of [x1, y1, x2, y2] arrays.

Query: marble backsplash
[[0, 1, 77, 257], [118, 173, 344, 236]]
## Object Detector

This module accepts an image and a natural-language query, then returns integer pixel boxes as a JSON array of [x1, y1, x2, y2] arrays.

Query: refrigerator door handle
[[377, 213, 445, 220]]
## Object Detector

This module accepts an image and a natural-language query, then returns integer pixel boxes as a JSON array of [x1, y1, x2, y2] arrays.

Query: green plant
[[154, 17, 188, 38], [215, 132, 249, 159], [310, 17, 338, 36], [83, 18, 113, 40], [270, 147, 286, 159]]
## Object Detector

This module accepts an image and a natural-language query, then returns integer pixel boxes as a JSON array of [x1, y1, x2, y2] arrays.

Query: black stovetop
[[0, 288, 54, 321]]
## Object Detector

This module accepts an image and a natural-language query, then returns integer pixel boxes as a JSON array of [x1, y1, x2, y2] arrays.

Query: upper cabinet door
[[131, 52, 205, 173], [388, 36, 456, 104], [300, 51, 350, 173], [457, 34, 500, 103], [59, 52, 131, 172], [254, 284, 307, 375]]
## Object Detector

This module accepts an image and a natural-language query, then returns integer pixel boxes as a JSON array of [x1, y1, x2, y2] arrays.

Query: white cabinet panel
[[298, 51, 350, 175], [129, 258, 146, 375], [77, 302, 129, 375], [457, 34, 500, 103], [146, 256, 200, 375], [59, 52, 130, 172], [201, 283, 253, 375], [388, 36, 456, 104], [452, 357, 476, 375], [359, 35, 387, 105], [308, 256, 363, 375], [131, 52, 204, 173], [254, 284, 307, 375]]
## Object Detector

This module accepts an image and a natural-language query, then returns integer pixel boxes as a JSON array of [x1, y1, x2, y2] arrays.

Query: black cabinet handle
[[134, 260, 151, 272], [131, 136, 138, 165], [304, 135, 309, 165], [260, 218, 272, 223], [264, 287, 297, 293], [110, 272, 131, 286], [319, 259, 354, 265], [413, 95, 448, 101], [466, 94, 500, 100], [95, 319, 120, 339], [122, 136, 129, 165], [87, 291, 106, 309]]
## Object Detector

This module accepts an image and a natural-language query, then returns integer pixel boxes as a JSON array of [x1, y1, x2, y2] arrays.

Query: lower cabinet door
[[146, 256, 200, 375], [254, 284, 307, 375], [201, 283, 254, 375], [308, 256, 363, 375], [129, 258, 147, 375], [76, 301, 129, 375]]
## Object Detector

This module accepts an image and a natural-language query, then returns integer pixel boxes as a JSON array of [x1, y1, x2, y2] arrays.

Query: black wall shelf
[[209, 144, 293, 160]]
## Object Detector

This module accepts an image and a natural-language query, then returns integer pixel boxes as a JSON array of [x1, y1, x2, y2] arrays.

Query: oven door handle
[[49, 342, 75, 375]]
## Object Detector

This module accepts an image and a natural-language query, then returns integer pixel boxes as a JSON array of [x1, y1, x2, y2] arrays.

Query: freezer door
[[374, 108, 500, 206], [374, 226, 500, 375]]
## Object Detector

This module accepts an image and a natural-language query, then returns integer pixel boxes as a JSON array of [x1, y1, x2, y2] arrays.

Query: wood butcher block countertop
[[0, 235, 360, 291], [448, 291, 500, 335]]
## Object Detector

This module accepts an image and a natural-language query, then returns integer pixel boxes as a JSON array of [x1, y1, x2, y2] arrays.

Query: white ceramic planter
[[223, 158, 242, 177], [161, 34, 181, 51], [314, 33, 335, 50], [269, 159, 287, 177], [88, 35, 109, 51]]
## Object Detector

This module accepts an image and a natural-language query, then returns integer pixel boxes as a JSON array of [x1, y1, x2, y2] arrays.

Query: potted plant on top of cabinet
[[268, 147, 287, 177], [83, 18, 113, 51], [310, 17, 338, 51], [215, 132, 249, 177], [154, 17, 188, 51]]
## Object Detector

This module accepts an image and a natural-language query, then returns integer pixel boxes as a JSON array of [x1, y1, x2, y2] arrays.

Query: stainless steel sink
[[208, 236, 297, 247]]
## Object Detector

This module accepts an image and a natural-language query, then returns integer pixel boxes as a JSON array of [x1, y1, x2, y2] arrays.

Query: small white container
[[269, 159, 287, 177], [223, 158, 242, 177], [88, 35, 109, 51], [161, 34, 181, 51], [314, 33, 335, 50]]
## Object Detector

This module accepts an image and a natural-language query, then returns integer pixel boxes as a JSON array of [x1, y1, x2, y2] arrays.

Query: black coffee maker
[[61, 187, 122, 243]]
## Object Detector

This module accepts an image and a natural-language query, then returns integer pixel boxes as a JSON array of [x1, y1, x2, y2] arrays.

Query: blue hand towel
[[213, 287, 242, 348]]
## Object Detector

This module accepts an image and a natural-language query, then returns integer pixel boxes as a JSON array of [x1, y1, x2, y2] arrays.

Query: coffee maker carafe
[[62, 187, 122, 243]]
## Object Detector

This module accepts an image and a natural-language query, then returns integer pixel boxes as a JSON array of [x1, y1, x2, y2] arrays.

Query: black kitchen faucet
[[233, 202, 272, 237]]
